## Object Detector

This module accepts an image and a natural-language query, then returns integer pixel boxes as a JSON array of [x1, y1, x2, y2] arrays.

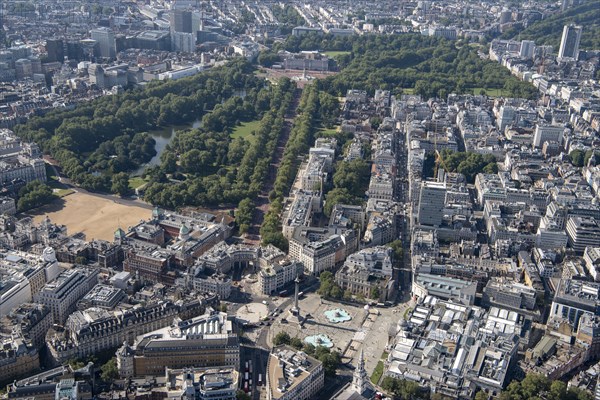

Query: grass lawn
[[469, 43, 486, 49], [231, 120, 260, 144], [55, 188, 75, 198], [470, 87, 504, 97], [323, 50, 351, 58], [129, 177, 148, 190], [320, 126, 339, 137], [402, 88, 416, 95], [371, 360, 384, 384]]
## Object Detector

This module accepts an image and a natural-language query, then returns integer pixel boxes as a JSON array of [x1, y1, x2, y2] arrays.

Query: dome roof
[[180, 223, 190, 235]]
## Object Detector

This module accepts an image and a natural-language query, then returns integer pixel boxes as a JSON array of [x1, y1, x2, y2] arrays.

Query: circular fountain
[[324, 308, 352, 323], [304, 334, 334, 348]]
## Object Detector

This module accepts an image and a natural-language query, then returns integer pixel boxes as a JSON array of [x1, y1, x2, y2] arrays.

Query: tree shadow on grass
[[20, 197, 67, 218]]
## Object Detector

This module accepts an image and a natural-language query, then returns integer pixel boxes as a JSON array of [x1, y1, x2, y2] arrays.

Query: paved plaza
[[236, 302, 269, 324], [265, 292, 412, 376]]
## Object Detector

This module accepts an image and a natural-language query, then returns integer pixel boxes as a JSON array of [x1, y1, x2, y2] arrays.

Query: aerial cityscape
[[0, 0, 599, 399]]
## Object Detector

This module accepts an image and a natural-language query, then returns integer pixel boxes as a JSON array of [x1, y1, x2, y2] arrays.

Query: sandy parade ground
[[28, 192, 152, 241]]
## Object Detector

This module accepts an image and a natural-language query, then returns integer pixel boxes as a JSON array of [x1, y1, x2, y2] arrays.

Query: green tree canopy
[[111, 172, 130, 196], [318, 271, 343, 299], [290, 337, 303, 350], [388, 240, 404, 262], [438, 151, 498, 183], [381, 376, 421, 399], [569, 149, 585, 167], [235, 197, 255, 231], [17, 181, 57, 212], [313, 346, 341, 376], [500, 373, 593, 400], [501, 1, 600, 50], [236, 390, 251, 400], [279, 34, 539, 99], [332, 159, 371, 195], [273, 331, 291, 346], [100, 358, 118, 382], [474, 391, 489, 400], [324, 188, 363, 217]]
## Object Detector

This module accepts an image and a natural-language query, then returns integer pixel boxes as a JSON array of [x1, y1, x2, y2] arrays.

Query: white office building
[[558, 24, 582, 60], [519, 40, 536, 59], [567, 216, 600, 254], [33, 267, 98, 324], [532, 124, 565, 148]]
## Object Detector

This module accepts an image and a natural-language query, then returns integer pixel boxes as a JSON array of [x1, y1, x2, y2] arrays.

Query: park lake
[[132, 89, 248, 176], [133, 118, 202, 176]]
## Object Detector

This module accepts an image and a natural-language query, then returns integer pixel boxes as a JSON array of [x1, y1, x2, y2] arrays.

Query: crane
[[434, 149, 450, 181], [432, 126, 450, 181]]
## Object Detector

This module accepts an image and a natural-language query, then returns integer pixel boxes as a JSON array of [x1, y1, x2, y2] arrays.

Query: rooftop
[[268, 345, 322, 399]]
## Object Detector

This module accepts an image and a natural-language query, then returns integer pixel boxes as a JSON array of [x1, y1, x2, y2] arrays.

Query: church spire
[[352, 348, 368, 394], [358, 348, 365, 369]]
